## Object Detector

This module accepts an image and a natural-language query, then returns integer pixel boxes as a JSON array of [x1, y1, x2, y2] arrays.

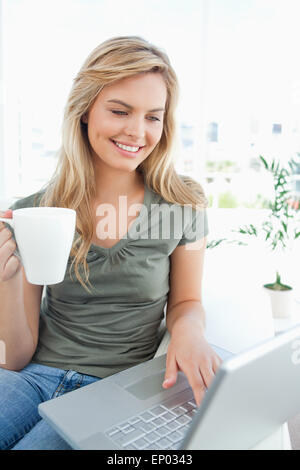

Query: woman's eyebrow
[[106, 99, 165, 113]]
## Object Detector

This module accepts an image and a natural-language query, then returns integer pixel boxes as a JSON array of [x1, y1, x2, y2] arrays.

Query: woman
[[0, 36, 221, 450]]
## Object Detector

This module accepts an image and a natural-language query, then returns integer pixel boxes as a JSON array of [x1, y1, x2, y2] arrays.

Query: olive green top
[[10, 181, 208, 378]]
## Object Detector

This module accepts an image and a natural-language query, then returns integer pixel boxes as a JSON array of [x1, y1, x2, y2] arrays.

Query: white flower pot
[[264, 286, 294, 319]]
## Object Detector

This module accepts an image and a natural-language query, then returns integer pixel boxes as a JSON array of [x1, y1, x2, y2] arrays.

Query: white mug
[[0, 207, 76, 285]]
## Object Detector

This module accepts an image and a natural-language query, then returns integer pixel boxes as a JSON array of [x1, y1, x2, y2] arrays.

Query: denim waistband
[[19, 362, 100, 400]]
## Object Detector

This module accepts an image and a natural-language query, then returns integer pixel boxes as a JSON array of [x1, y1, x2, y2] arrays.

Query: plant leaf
[[259, 155, 268, 170]]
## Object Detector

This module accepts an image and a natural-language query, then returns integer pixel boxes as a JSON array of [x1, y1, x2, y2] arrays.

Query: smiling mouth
[[111, 139, 144, 153]]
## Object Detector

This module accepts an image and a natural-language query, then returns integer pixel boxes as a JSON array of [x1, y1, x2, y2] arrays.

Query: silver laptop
[[39, 325, 300, 450]]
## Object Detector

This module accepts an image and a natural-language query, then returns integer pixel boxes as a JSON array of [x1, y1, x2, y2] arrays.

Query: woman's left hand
[[162, 318, 222, 407]]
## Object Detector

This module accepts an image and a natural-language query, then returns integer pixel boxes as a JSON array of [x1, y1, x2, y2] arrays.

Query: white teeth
[[114, 141, 140, 152]]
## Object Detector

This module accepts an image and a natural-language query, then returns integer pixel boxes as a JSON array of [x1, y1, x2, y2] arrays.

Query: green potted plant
[[231, 155, 300, 318]]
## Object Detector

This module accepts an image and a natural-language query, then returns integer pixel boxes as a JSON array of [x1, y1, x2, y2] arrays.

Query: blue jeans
[[0, 362, 100, 450]]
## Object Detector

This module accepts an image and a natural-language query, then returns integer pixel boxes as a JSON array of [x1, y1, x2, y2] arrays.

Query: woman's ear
[[81, 113, 88, 124]]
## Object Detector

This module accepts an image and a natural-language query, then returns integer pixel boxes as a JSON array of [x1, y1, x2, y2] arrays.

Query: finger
[[200, 362, 215, 389], [184, 368, 206, 407], [163, 353, 178, 389], [0, 212, 4, 230], [0, 210, 13, 230], [0, 238, 16, 270], [0, 210, 13, 221], [0, 227, 12, 249], [2, 253, 21, 280], [212, 355, 223, 374], [3, 210, 13, 218]]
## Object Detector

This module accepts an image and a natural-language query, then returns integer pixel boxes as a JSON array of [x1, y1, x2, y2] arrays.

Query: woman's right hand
[[0, 210, 21, 283]]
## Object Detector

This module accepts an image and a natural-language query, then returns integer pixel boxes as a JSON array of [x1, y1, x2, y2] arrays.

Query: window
[[203, 0, 300, 208], [0, 0, 209, 201], [272, 123, 282, 135], [207, 122, 218, 143], [1, 0, 300, 208]]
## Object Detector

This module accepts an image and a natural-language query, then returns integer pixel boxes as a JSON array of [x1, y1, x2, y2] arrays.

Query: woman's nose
[[124, 116, 146, 139]]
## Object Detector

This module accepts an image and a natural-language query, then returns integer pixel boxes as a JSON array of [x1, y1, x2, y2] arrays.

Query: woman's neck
[[93, 162, 144, 202]]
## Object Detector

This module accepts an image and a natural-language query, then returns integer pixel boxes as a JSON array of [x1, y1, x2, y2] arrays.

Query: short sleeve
[[178, 207, 209, 246], [9, 191, 44, 212]]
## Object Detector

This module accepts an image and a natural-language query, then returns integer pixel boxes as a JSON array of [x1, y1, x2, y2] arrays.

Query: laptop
[[38, 325, 300, 450]]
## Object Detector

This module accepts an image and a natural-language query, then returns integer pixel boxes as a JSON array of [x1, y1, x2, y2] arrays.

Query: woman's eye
[[111, 110, 127, 116], [111, 110, 160, 121], [147, 116, 160, 122]]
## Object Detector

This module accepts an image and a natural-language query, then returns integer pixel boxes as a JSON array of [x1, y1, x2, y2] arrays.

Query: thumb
[[163, 355, 178, 389], [0, 210, 13, 219]]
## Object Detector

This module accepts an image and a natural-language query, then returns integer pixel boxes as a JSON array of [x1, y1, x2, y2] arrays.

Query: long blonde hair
[[39, 36, 207, 290]]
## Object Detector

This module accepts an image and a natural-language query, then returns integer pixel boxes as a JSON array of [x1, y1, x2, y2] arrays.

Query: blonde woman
[[0, 36, 221, 450]]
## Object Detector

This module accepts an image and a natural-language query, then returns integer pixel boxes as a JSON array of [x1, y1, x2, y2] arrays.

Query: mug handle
[[0, 217, 14, 228]]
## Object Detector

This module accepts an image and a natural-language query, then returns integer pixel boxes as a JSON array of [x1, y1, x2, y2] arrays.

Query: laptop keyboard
[[105, 388, 197, 450]]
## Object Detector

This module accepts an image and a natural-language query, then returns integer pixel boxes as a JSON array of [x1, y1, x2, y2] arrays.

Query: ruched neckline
[[89, 182, 152, 257]]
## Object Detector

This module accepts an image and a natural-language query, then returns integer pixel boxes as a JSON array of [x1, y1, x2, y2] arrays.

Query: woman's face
[[83, 72, 167, 173]]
